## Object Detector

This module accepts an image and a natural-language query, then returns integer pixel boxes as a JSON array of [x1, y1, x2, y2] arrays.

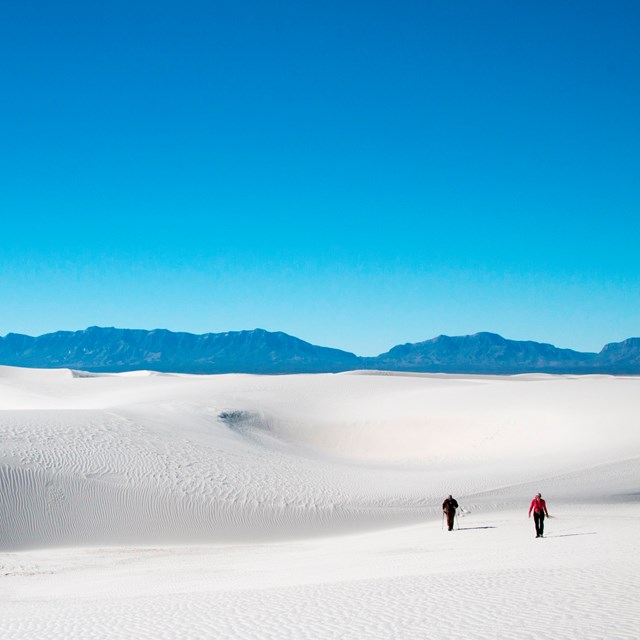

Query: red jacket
[[528, 497, 549, 517]]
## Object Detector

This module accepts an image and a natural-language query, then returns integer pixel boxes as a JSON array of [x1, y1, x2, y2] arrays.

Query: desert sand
[[1, 367, 638, 639]]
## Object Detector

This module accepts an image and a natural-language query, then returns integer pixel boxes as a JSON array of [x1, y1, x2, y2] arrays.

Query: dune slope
[[1, 367, 638, 550]]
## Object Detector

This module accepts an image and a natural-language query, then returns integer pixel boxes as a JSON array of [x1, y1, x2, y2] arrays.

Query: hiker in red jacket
[[528, 493, 550, 538]]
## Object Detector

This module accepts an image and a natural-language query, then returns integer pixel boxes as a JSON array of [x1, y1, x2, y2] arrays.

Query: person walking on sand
[[528, 492, 550, 538], [442, 495, 459, 531]]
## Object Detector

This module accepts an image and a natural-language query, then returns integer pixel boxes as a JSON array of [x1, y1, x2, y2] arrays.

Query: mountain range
[[0, 326, 639, 375]]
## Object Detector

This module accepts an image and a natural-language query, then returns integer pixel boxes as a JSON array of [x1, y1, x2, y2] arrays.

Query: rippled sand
[[1, 367, 638, 639]]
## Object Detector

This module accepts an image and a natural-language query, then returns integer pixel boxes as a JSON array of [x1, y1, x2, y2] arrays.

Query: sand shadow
[[456, 526, 496, 531], [545, 532, 597, 538]]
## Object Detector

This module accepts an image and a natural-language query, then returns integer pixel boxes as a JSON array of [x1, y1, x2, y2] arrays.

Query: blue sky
[[1, 1, 639, 355]]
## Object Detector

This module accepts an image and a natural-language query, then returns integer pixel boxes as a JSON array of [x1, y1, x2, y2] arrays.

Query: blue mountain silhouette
[[0, 327, 638, 374]]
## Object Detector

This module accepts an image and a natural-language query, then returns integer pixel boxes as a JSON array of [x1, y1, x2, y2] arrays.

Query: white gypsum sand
[[0, 366, 638, 639]]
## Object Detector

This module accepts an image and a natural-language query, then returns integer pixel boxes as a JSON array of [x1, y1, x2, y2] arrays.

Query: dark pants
[[445, 510, 456, 531], [533, 511, 545, 537]]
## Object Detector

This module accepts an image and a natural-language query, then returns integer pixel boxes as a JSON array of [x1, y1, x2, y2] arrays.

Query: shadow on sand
[[545, 532, 597, 538], [456, 526, 497, 531]]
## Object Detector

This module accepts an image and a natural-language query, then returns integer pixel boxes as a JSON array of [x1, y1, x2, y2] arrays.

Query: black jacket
[[442, 498, 458, 513]]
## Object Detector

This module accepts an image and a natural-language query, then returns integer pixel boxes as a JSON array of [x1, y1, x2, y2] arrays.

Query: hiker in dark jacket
[[442, 495, 459, 531], [528, 493, 550, 538]]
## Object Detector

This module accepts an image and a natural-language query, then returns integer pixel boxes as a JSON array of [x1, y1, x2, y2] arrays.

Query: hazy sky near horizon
[[1, 1, 639, 356]]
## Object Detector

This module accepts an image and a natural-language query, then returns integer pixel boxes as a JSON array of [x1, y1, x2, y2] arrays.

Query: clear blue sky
[[1, 1, 638, 355]]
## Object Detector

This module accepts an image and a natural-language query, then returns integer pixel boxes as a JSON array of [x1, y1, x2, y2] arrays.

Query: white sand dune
[[1, 366, 638, 639]]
